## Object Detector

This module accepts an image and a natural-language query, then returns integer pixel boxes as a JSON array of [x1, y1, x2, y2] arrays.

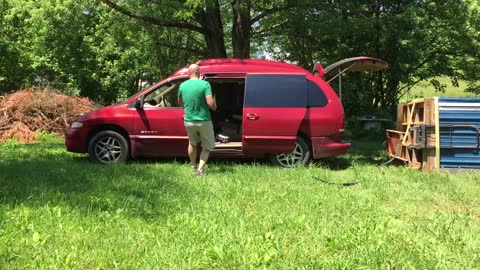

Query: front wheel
[[269, 137, 311, 168], [88, 130, 129, 163]]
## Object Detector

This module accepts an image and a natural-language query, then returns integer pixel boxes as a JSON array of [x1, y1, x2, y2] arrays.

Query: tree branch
[[155, 42, 207, 56], [100, 0, 207, 34], [252, 19, 288, 37], [251, 3, 338, 25], [397, 77, 426, 99]]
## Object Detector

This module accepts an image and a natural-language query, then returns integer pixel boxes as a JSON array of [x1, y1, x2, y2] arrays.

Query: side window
[[307, 80, 328, 107], [244, 74, 306, 108], [143, 79, 185, 108]]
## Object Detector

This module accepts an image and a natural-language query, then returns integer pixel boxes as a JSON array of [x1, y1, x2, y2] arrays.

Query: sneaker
[[195, 169, 205, 176], [215, 134, 229, 143], [191, 165, 197, 173]]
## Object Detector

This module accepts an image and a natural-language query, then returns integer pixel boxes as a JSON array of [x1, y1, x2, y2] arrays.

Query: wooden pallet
[[386, 97, 439, 171]]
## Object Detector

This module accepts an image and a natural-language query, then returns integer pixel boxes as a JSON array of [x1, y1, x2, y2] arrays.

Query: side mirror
[[134, 97, 143, 109]]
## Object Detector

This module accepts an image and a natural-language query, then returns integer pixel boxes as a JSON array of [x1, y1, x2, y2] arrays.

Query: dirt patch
[[0, 87, 99, 143]]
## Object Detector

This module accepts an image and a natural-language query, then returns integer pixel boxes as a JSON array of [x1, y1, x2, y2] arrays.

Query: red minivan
[[65, 57, 387, 167]]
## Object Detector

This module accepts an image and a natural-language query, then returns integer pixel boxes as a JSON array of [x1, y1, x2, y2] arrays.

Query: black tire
[[269, 136, 311, 168], [88, 130, 130, 163]]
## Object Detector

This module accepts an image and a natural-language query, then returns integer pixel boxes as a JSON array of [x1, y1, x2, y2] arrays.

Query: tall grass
[[402, 77, 478, 102], [1, 134, 479, 269]]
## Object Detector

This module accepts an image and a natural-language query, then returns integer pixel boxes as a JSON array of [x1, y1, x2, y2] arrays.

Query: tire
[[88, 130, 130, 164], [269, 136, 311, 168]]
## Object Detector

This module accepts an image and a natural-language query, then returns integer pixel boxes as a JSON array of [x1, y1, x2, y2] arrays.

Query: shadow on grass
[[136, 155, 268, 175], [130, 139, 388, 172], [0, 142, 194, 221], [0, 138, 389, 217], [313, 156, 352, 170], [313, 139, 389, 170]]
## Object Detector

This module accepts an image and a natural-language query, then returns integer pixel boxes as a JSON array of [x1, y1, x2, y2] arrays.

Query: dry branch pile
[[0, 87, 99, 143]]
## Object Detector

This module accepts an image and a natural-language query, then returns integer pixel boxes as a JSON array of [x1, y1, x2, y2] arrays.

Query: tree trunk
[[197, 0, 228, 58], [232, 0, 251, 58], [204, 32, 228, 58]]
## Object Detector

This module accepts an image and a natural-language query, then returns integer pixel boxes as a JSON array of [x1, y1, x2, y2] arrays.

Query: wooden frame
[[386, 97, 439, 171]]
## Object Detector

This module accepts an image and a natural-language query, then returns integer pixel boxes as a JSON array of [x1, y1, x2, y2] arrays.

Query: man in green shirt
[[178, 64, 217, 176]]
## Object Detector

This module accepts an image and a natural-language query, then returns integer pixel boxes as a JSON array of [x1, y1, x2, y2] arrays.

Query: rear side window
[[307, 80, 328, 107], [244, 74, 306, 108]]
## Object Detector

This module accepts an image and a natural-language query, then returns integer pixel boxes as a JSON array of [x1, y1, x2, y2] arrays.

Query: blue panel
[[438, 97, 480, 169]]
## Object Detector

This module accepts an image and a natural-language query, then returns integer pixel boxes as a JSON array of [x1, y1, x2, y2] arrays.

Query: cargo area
[[209, 78, 245, 144]]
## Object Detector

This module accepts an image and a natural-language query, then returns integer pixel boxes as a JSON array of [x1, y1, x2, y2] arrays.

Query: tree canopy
[[0, 0, 479, 115]]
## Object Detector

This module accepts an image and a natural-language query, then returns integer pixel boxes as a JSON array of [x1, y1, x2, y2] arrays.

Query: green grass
[[1, 134, 479, 269], [402, 77, 479, 102]]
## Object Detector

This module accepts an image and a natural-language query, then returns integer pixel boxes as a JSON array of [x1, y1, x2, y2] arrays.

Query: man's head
[[188, 64, 200, 79]]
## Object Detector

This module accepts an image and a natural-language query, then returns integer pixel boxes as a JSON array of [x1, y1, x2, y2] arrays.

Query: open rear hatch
[[313, 56, 388, 99], [324, 56, 388, 81]]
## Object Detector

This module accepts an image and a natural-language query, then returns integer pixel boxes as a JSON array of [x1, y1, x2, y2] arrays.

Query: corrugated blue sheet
[[438, 97, 480, 168]]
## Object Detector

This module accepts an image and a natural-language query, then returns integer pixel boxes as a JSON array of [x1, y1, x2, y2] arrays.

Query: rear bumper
[[311, 136, 350, 158], [65, 128, 88, 153]]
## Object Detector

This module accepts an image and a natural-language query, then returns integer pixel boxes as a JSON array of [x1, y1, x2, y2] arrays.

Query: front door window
[[143, 81, 182, 108]]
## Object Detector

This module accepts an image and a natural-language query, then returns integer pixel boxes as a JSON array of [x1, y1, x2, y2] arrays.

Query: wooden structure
[[386, 98, 438, 171], [387, 97, 480, 171]]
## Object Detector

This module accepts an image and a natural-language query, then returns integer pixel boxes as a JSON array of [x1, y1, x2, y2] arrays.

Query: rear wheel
[[270, 136, 311, 168], [88, 130, 129, 163]]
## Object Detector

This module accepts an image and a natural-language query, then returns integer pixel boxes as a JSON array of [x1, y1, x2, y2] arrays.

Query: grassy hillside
[[401, 77, 478, 102], [1, 134, 479, 269]]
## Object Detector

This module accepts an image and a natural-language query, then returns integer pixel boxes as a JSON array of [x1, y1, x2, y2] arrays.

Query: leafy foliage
[[0, 0, 197, 104], [0, 0, 479, 109], [264, 0, 480, 116]]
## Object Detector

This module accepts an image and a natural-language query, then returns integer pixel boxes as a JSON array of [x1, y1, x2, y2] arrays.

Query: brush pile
[[0, 87, 99, 143]]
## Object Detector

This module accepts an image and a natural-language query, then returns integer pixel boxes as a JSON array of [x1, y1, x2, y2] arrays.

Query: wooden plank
[[396, 103, 404, 130], [422, 97, 436, 172], [423, 149, 436, 171], [424, 97, 435, 125], [435, 97, 440, 171]]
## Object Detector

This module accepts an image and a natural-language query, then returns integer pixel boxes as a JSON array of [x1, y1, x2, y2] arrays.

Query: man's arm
[[177, 87, 183, 107], [206, 95, 217, 111], [204, 82, 216, 111]]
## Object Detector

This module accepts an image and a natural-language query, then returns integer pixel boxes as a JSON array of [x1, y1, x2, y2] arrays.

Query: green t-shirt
[[178, 79, 213, 122]]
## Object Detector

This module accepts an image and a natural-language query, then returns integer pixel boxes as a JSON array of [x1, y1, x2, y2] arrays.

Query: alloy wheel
[[94, 136, 123, 163], [275, 142, 305, 167]]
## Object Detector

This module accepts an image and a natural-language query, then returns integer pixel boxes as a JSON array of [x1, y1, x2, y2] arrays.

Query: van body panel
[[242, 107, 307, 154], [131, 107, 187, 156], [242, 74, 307, 154]]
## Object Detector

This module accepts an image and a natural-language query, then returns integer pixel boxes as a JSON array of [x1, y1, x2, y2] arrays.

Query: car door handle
[[246, 113, 260, 120]]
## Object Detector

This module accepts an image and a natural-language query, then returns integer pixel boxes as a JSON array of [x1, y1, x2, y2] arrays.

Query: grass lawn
[[1, 134, 479, 269], [402, 77, 478, 102]]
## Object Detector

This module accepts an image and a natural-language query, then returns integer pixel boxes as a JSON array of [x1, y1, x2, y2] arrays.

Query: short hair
[[188, 64, 200, 75]]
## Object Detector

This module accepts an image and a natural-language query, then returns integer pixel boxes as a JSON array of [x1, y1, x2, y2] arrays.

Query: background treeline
[[1, 0, 479, 116]]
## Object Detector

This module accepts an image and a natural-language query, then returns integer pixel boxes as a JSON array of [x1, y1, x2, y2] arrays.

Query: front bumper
[[65, 127, 89, 153]]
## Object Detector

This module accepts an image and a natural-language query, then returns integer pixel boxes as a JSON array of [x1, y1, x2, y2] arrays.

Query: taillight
[[336, 114, 345, 134]]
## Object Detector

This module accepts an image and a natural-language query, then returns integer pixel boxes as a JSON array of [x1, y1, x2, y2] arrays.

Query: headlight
[[71, 122, 84, 128]]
